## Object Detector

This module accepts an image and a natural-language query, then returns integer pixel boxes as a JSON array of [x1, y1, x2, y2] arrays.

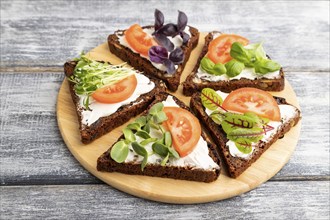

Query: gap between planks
[[1, 176, 329, 187]]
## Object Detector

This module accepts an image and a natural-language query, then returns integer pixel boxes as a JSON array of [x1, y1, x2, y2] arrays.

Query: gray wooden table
[[1, 0, 329, 219]]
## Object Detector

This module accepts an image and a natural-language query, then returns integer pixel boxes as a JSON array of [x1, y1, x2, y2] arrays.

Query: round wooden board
[[57, 33, 301, 204]]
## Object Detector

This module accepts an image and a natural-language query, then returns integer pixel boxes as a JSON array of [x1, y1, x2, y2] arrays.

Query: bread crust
[[108, 25, 200, 91], [64, 61, 166, 144], [190, 92, 301, 178], [183, 31, 285, 96], [97, 92, 221, 183]]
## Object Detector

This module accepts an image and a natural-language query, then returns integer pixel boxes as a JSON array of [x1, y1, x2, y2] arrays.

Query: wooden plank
[[1, 181, 329, 219], [0, 72, 329, 185], [0, 72, 99, 185], [1, 0, 329, 71], [275, 72, 330, 179]]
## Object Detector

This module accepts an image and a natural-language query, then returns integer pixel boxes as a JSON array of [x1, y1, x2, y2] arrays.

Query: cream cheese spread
[[205, 91, 298, 159], [227, 141, 256, 159], [195, 67, 281, 82], [78, 73, 155, 126], [124, 95, 220, 170], [117, 26, 191, 73]]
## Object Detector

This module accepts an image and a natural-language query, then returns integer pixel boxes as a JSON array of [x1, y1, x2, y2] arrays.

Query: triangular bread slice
[[108, 25, 199, 92], [183, 31, 285, 96], [190, 91, 301, 178], [64, 60, 166, 144], [97, 92, 221, 182]]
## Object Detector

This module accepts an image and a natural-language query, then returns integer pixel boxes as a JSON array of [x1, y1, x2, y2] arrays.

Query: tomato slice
[[163, 107, 201, 157], [125, 24, 157, 57], [91, 74, 137, 104], [222, 88, 281, 121], [207, 34, 249, 64]]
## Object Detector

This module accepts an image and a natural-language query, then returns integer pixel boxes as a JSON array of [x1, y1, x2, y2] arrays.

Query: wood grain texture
[[1, 0, 329, 71], [0, 0, 328, 216], [275, 72, 330, 178], [0, 72, 101, 185], [0, 71, 329, 186], [1, 181, 329, 219]]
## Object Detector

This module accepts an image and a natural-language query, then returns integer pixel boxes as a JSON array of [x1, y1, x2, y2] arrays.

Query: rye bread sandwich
[[190, 87, 301, 178], [64, 54, 165, 144], [97, 92, 221, 182], [108, 9, 199, 92], [183, 31, 285, 96]]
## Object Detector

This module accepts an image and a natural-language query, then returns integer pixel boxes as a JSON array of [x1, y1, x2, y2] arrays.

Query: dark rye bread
[[64, 61, 166, 144], [183, 31, 285, 96], [97, 92, 221, 183], [108, 25, 199, 92], [190, 92, 301, 178]]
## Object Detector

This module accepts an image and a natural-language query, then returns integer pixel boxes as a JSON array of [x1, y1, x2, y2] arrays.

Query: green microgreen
[[140, 138, 158, 146], [110, 140, 129, 163], [164, 131, 172, 148], [136, 130, 151, 139], [152, 142, 169, 157], [201, 88, 224, 111], [225, 59, 245, 77], [131, 142, 148, 171], [161, 153, 170, 166], [123, 128, 135, 143], [127, 123, 141, 131], [200, 57, 226, 76]]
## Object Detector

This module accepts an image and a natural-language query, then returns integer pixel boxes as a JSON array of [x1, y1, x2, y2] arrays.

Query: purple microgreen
[[180, 31, 190, 44], [157, 23, 178, 37], [148, 46, 168, 64], [163, 59, 175, 74], [177, 10, 188, 32], [154, 33, 174, 52], [154, 9, 164, 31], [169, 48, 184, 64]]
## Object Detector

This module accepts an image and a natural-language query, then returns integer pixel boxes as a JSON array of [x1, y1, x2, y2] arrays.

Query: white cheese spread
[[205, 91, 298, 159], [78, 73, 155, 126], [117, 26, 191, 73], [124, 95, 220, 170], [195, 67, 281, 83], [227, 141, 256, 159]]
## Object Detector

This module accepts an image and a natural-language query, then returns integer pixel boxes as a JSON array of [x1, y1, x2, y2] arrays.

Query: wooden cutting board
[[57, 33, 301, 204]]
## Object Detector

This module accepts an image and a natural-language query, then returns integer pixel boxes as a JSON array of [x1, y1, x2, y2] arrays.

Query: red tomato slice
[[163, 107, 201, 157], [207, 34, 249, 64], [222, 88, 281, 121], [91, 75, 137, 104], [125, 24, 157, 57]]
